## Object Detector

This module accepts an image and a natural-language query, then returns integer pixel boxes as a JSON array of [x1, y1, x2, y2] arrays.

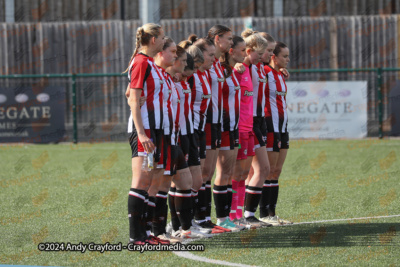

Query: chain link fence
[[2, 68, 399, 143]]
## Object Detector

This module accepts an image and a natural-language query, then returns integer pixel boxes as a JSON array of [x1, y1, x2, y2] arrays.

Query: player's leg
[[269, 131, 292, 225], [237, 131, 254, 220], [243, 119, 271, 228], [128, 129, 158, 244], [193, 130, 208, 225], [214, 131, 243, 231]]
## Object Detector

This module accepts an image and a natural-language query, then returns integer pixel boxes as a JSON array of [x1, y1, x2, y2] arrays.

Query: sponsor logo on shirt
[[217, 77, 225, 82], [159, 79, 164, 84], [201, 94, 212, 99], [244, 90, 253, 96], [258, 78, 267, 83], [275, 91, 287, 96], [234, 86, 240, 91], [182, 89, 191, 94]]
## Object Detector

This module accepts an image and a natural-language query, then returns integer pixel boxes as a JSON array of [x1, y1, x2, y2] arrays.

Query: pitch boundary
[[173, 214, 400, 266]]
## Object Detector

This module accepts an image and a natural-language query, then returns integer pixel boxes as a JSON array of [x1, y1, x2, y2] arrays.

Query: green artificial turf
[[1, 139, 399, 266]]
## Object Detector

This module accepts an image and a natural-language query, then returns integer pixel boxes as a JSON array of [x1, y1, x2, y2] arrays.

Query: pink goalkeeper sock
[[230, 180, 239, 220], [236, 180, 245, 219]]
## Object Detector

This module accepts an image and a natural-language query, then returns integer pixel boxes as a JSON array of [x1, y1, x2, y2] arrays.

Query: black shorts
[[128, 127, 162, 163], [160, 135, 188, 176], [266, 132, 289, 152], [265, 116, 289, 152], [179, 133, 201, 167], [174, 145, 189, 172], [252, 117, 267, 149], [205, 123, 221, 150], [220, 130, 239, 150], [193, 129, 206, 159]]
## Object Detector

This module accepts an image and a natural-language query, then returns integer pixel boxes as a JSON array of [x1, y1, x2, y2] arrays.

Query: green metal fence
[[1, 68, 399, 143], [0, 73, 126, 144]]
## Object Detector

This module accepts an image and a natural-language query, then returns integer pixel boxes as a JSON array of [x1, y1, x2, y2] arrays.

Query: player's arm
[[128, 88, 154, 153], [126, 84, 146, 107], [234, 63, 246, 74], [280, 68, 290, 80]]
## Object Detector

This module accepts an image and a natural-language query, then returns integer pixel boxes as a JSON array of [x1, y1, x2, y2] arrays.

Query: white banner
[[286, 81, 368, 139]]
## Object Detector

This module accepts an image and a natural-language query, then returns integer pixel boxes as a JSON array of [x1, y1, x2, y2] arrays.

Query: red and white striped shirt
[[265, 65, 288, 133], [207, 57, 225, 124], [221, 67, 241, 132], [167, 74, 181, 136], [127, 53, 164, 132], [176, 79, 194, 135], [161, 70, 181, 144], [190, 70, 211, 131], [249, 62, 267, 118]]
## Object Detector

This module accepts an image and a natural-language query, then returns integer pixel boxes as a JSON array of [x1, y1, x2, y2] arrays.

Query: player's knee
[[265, 164, 271, 176], [232, 175, 241, 182], [233, 166, 242, 178], [242, 169, 250, 179], [161, 179, 172, 191], [274, 168, 282, 178], [192, 177, 202, 190], [222, 165, 233, 178], [257, 164, 269, 178]]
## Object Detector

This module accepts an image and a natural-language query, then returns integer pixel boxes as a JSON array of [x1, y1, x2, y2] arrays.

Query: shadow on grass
[[191, 222, 400, 248]]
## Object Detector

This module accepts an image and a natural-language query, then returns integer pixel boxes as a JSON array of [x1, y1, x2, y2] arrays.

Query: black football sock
[[128, 188, 147, 241], [175, 189, 193, 231], [227, 185, 233, 218], [146, 196, 156, 234], [168, 187, 181, 231], [259, 180, 271, 218], [191, 189, 198, 221], [213, 185, 228, 219], [268, 181, 279, 216], [205, 181, 212, 220], [244, 186, 262, 218], [194, 184, 206, 221], [153, 191, 168, 236]]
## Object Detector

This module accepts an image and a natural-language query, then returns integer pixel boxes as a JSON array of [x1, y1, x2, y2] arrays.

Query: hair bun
[[241, 29, 255, 38], [188, 34, 198, 43]]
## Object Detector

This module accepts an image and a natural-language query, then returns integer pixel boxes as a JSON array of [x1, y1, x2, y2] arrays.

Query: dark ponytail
[[221, 35, 244, 78], [207, 25, 231, 43], [273, 42, 288, 56]]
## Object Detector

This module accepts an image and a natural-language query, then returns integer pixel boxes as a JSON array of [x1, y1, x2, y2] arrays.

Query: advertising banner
[[286, 81, 368, 139], [0, 86, 66, 143]]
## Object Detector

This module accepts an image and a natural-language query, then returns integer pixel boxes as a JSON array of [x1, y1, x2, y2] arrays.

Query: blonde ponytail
[[123, 23, 162, 73]]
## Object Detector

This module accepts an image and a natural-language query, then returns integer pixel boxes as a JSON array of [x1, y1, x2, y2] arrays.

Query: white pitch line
[[173, 214, 400, 266], [173, 251, 257, 267], [286, 214, 400, 226]]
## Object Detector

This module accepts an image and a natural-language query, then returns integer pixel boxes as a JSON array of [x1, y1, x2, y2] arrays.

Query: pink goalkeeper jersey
[[235, 63, 253, 133]]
